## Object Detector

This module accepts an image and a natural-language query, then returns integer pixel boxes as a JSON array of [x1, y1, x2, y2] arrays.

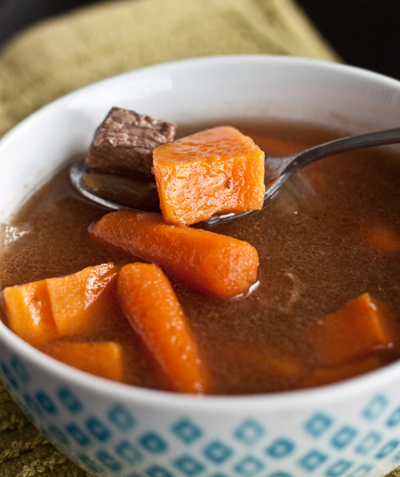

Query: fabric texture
[[0, 0, 339, 137], [0, 0, 396, 476]]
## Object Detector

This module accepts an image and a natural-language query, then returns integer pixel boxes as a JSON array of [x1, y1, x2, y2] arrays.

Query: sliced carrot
[[299, 356, 382, 389], [3, 279, 57, 345], [363, 223, 400, 254], [41, 341, 124, 381], [90, 210, 259, 299], [46, 263, 119, 337], [152, 126, 265, 225], [310, 293, 393, 367], [117, 263, 207, 394]]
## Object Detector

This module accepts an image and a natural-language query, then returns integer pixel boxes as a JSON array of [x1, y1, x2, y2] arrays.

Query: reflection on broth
[[1, 119, 400, 395]]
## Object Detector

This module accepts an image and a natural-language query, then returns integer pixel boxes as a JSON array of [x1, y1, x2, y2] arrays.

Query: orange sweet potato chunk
[[90, 210, 259, 299], [152, 126, 265, 225], [310, 293, 393, 367], [41, 342, 124, 381], [46, 263, 118, 337], [3, 280, 57, 345], [298, 356, 382, 389], [117, 263, 207, 394]]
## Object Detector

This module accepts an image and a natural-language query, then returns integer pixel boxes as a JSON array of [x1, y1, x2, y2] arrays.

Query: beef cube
[[85, 107, 177, 178]]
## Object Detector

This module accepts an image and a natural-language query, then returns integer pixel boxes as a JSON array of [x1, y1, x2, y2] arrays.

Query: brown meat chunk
[[85, 107, 177, 178]]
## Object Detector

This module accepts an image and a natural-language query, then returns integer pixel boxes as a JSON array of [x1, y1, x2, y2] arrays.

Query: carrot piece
[[152, 126, 265, 225], [90, 210, 259, 299], [41, 342, 124, 381], [299, 356, 382, 389], [310, 293, 393, 367], [3, 280, 57, 345], [46, 263, 118, 337], [117, 263, 207, 394], [363, 223, 400, 254]]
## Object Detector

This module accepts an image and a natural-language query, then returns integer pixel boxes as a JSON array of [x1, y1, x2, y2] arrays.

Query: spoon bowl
[[70, 126, 400, 223]]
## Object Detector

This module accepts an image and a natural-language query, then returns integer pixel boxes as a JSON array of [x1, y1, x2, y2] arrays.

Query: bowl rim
[[1, 54, 400, 412]]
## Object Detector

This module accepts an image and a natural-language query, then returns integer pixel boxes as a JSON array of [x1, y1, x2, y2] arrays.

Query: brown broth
[[1, 120, 400, 394]]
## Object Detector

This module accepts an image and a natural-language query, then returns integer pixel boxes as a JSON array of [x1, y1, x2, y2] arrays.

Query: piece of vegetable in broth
[[152, 126, 265, 225], [117, 263, 207, 394], [3, 263, 119, 344], [89, 210, 259, 300], [3, 279, 57, 346], [41, 341, 124, 381], [309, 293, 393, 367]]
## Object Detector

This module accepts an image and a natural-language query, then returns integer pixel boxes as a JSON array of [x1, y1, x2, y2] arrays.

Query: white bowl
[[1, 55, 400, 477]]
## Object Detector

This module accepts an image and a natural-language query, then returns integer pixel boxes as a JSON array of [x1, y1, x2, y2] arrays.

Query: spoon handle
[[288, 126, 400, 173], [264, 127, 400, 201]]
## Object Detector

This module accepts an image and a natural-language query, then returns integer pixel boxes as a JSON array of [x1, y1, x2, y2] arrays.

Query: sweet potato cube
[[3, 280, 57, 345], [152, 126, 265, 225], [89, 210, 259, 299], [298, 356, 382, 389], [41, 342, 124, 381], [46, 263, 118, 337], [117, 263, 207, 394], [310, 293, 393, 366]]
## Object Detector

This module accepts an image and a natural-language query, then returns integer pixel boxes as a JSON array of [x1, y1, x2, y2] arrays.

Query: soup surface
[[1, 120, 400, 394]]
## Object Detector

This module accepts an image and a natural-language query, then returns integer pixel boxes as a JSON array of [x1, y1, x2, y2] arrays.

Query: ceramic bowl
[[1, 56, 400, 477]]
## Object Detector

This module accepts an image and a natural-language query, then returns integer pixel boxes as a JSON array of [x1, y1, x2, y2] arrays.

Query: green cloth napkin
[[0, 0, 339, 137], [0, 0, 396, 476]]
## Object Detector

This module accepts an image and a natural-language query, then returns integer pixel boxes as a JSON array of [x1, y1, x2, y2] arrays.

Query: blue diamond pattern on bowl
[[298, 449, 328, 471], [172, 417, 203, 444], [139, 432, 168, 453], [107, 403, 136, 432], [35, 390, 58, 415], [115, 440, 143, 464], [375, 439, 400, 459], [174, 454, 205, 476], [347, 463, 373, 477], [1, 363, 18, 389], [325, 459, 353, 476], [362, 394, 389, 420], [85, 416, 112, 442], [234, 455, 265, 476], [355, 431, 381, 455], [96, 449, 124, 471], [10, 355, 30, 384], [2, 349, 400, 477], [266, 438, 295, 459], [203, 440, 233, 464], [24, 392, 43, 418], [330, 426, 357, 449], [57, 386, 83, 414], [65, 422, 91, 446], [387, 406, 400, 427], [146, 464, 174, 477], [234, 419, 265, 445], [304, 412, 333, 437]]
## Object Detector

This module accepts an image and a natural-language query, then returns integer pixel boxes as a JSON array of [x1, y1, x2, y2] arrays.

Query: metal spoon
[[70, 127, 400, 222]]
